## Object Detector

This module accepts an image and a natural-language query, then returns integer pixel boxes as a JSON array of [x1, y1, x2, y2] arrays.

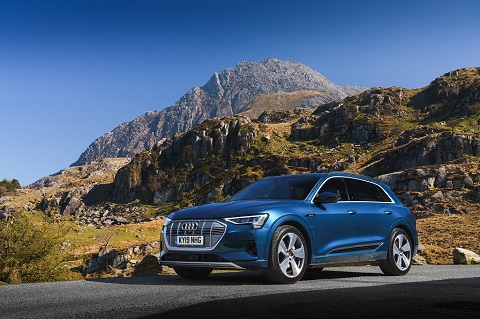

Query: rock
[[85, 259, 99, 274], [115, 216, 129, 224], [0, 196, 12, 205], [38, 196, 60, 215], [131, 255, 162, 277], [0, 211, 12, 220], [429, 191, 444, 202], [112, 255, 129, 269], [452, 247, 480, 265], [412, 254, 427, 265], [62, 196, 84, 217]]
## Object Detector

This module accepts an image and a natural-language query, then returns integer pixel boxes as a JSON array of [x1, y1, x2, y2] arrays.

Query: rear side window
[[345, 178, 392, 202]]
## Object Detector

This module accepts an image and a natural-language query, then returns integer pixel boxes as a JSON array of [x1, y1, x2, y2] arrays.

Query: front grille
[[164, 220, 227, 250]]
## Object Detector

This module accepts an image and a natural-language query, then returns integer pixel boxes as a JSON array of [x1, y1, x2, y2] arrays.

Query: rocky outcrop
[[376, 164, 480, 217], [452, 247, 480, 265], [377, 165, 479, 192], [72, 58, 366, 166], [258, 109, 313, 124], [111, 116, 259, 203], [83, 241, 161, 275], [365, 132, 480, 176], [290, 87, 407, 144], [410, 68, 480, 120], [28, 159, 136, 222]]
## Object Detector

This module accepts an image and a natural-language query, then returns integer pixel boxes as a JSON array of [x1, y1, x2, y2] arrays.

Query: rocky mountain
[[103, 67, 480, 263], [71, 58, 366, 166], [108, 68, 480, 207]]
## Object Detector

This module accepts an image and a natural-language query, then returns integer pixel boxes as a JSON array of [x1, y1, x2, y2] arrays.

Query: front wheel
[[380, 228, 413, 276], [173, 267, 212, 279], [263, 225, 308, 284]]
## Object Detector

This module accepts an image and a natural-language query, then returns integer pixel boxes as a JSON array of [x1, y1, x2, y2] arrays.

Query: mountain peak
[[71, 58, 366, 166]]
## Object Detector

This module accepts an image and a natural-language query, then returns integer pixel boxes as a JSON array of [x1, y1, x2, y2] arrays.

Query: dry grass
[[417, 212, 480, 264], [66, 219, 164, 257], [241, 90, 328, 118]]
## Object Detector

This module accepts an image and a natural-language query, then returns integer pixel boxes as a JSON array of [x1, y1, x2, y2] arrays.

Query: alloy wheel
[[277, 232, 306, 278], [392, 233, 412, 271]]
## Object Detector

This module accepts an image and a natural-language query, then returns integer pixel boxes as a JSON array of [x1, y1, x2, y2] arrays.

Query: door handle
[[347, 210, 357, 215], [384, 211, 393, 215]]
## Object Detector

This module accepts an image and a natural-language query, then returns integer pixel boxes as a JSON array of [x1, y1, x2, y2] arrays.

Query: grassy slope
[[239, 90, 328, 118]]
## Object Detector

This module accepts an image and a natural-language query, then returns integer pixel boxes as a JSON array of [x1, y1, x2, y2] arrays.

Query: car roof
[[262, 172, 384, 186], [262, 173, 326, 180]]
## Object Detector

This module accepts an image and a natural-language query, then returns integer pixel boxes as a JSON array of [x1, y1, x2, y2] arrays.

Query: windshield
[[230, 176, 320, 201]]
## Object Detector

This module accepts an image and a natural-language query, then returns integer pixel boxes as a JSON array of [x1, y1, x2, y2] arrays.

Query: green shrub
[[0, 211, 75, 284], [0, 178, 21, 196]]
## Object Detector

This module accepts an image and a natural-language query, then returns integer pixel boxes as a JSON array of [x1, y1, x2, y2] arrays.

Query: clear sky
[[1, 0, 479, 186]]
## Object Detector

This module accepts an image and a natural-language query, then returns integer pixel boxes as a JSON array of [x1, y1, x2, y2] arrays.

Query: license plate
[[175, 236, 204, 246]]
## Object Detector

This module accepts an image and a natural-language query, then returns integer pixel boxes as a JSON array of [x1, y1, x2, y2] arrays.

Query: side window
[[345, 178, 391, 202], [318, 178, 349, 201]]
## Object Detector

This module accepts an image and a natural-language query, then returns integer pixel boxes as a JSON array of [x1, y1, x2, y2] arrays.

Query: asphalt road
[[0, 266, 479, 319]]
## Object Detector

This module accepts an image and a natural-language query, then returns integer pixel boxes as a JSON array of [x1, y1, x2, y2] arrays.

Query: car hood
[[172, 200, 303, 220]]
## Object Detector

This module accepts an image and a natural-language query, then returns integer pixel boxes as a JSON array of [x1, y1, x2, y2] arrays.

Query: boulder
[[112, 254, 129, 269], [131, 255, 162, 277], [452, 247, 480, 265], [412, 254, 427, 265]]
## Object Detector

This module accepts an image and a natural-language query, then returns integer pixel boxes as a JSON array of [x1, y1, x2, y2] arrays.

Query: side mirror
[[313, 192, 341, 204]]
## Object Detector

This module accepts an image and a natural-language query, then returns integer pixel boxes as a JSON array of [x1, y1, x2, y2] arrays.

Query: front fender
[[257, 214, 316, 264]]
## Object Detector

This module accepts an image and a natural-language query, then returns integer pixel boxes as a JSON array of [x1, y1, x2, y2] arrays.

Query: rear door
[[344, 178, 396, 248]]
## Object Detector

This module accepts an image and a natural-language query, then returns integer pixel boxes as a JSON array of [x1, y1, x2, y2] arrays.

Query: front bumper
[[159, 219, 269, 270]]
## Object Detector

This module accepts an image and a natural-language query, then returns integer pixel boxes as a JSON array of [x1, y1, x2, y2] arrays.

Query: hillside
[[72, 58, 366, 166], [2, 67, 480, 269]]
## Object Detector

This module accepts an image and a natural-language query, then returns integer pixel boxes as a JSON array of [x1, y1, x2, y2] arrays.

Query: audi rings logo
[[181, 222, 199, 231]]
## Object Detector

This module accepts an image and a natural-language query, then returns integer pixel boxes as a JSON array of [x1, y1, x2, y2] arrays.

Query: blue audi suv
[[160, 172, 418, 284]]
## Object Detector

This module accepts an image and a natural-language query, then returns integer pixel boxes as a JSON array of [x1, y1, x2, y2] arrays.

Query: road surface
[[0, 266, 479, 318]]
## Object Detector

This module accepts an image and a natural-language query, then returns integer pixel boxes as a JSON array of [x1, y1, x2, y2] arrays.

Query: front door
[[312, 177, 359, 260]]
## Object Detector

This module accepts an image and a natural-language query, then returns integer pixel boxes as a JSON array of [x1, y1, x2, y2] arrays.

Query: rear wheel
[[263, 225, 307, 284], [380, 228, 413, 276], [173, 267, 212, 279]]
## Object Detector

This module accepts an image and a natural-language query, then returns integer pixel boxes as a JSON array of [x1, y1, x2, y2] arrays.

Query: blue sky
[[1, 0, 479, 186]]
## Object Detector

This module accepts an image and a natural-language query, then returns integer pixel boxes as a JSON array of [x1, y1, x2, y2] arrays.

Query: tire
[[173, 267, 212, 279], [263, 225, 308, 284], [380, 228, 413, 276]]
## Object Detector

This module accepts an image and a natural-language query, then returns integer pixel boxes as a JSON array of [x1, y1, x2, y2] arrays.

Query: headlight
[[163, 214, 174, 228], [224, 214, 269, 229]]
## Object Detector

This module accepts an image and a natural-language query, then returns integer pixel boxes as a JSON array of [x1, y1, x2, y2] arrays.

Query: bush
[[0, 178, 21, 196], [0, 211, 75, 284]]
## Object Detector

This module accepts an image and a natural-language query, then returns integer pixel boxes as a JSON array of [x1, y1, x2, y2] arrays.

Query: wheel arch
[[394, 223, 415, 247], [266, 218, 313, 265]]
